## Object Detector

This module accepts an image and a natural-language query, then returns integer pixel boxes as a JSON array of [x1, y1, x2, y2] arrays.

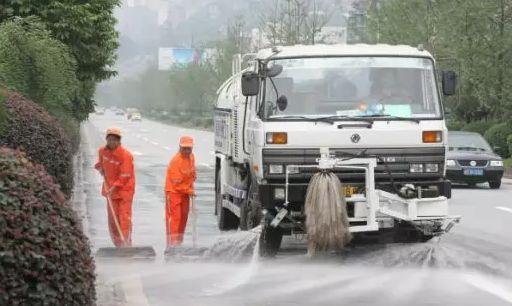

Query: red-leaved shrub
[[0, 91, 73, 195], [0, 147, 95, 305]]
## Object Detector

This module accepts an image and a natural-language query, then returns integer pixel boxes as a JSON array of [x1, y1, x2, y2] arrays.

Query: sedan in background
[[446, 131, 504, 189], [130, 112, 142, 121]]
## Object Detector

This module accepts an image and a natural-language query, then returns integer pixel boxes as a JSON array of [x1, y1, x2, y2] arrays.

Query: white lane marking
[[133, 151, 143, 156], [150, 141, 159, 146], [461, 273, 512, 304], [164, 146, 172, 151], [142, 137, 149, 142], [121, 277, 150, 306], [496, 206, 512, 214]]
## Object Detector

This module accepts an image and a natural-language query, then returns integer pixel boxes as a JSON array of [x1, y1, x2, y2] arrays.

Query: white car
[[130, 113, 142, 121]]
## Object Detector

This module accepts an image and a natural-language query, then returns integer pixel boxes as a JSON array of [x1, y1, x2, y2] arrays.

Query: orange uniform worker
[[165, 136, 196, 247], [95, 128, 135, 247]]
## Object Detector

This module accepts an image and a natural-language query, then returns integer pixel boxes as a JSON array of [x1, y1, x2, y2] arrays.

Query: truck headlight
[[446, 159, 456, 167], [425, 163, 439, 173], [410, 163, 424, 173], [422, 131, 442, 143], [269, 164, 284, 174], [266, 132, 288, 144], [490, 160, 503, 167], [274, 188, 285, 200]]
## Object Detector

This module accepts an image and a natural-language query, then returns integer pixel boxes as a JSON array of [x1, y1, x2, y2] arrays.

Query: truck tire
[[216, 173, 239, 230], [240, 182, 261, 230], [489, 180, 501, 189], [259, 222, 283, 257]]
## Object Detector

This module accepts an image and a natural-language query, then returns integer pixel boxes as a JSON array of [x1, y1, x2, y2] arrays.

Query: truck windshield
[[263, 57, 441, 120]]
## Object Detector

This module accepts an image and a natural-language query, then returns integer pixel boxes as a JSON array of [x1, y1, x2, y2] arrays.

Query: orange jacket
[[165, 152, 196, 195], [95, 146, 135, 199]]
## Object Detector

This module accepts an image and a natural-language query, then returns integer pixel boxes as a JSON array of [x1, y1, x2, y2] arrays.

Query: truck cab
[[214, 44, 458, 255]]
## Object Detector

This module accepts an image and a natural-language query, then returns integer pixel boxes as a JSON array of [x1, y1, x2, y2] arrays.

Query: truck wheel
[[259, 222, 283, 257], [216, 173, 239, 230], [489, 180, 501, 189], [240, 182, 261, 230]]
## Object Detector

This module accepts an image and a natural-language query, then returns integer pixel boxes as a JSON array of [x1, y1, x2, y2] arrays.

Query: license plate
[[463, 168, 484, 176], [342, 186, 358, 197]]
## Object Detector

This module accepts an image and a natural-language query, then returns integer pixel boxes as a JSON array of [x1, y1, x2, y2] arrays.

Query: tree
[[366, 0, 512, 122], [260, 0, 331, 46], [0, 18, 78, 116], [0, 0, 120, 120]]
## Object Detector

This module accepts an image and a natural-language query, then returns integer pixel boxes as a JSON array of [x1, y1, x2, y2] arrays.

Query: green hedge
[[462, 120, 497, 136], [0, 147, 95, 305], [507, 135, 512, 159], [446, 119, 464, 131], [0, 91, 74, 195], [484, 123, 512, 158]]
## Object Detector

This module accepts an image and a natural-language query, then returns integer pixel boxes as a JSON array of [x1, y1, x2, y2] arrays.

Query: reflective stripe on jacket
[[165, 152, 196, 195], [95, 146, 135, 199]]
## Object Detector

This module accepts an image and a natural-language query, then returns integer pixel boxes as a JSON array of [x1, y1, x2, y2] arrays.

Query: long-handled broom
[[96, 181, 156, 259]]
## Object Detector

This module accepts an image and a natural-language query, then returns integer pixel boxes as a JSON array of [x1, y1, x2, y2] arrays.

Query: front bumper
[[446, 167, 504, 183], [258, 178, 452, 210]]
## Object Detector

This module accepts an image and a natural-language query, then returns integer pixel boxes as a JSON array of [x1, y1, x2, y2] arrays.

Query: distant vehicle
[[126, 108, 139, 120], [115, 109, 125, 116], [95, 108, 105, 115], [446, 131, 504, 189], [130, 112, 142, 121]]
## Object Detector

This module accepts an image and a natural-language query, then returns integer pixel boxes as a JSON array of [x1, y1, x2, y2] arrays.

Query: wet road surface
[[76, 112, 512, 306]]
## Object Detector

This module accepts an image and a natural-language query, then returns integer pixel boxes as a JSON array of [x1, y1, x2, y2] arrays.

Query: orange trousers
[[106, 195, 133, 247], [165, 193, 190, 246]]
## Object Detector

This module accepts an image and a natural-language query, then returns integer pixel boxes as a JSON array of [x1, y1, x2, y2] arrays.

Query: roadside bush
[[484, 123, 512, 158], [0, 91, 74, 195], [0, 90, 6, 134], [462, 120, 497, 136], [0, 147, 95, 305], [446, 119, 464, 131], [507, 134, 512, 159]]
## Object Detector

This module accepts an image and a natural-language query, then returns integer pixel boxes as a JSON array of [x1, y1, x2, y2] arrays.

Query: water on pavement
[[76, 113, 512, 306]]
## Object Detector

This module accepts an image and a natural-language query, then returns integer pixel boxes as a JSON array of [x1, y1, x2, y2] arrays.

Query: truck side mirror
[[442, 70, 457, 96], [277, 95, 288, 111], [242, 71, 260, 97]]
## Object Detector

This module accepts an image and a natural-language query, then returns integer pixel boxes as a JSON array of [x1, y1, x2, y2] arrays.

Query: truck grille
[[262, 147, 445, 182]]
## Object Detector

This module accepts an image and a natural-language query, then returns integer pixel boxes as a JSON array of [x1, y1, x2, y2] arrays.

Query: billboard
[[158, 48, 201, 70]]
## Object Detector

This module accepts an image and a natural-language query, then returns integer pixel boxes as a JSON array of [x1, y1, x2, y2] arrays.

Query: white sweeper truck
[[213, 44, 461, 256]]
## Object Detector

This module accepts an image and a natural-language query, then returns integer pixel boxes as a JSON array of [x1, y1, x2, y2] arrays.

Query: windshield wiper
[[356, 114, 421, 124], [313, 115, 374, 125], [268, 115, 332, 124]]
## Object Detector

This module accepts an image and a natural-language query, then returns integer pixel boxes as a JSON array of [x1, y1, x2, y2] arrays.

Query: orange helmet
[[106, 127, 122, 138], [179, 136, 194, 148]]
